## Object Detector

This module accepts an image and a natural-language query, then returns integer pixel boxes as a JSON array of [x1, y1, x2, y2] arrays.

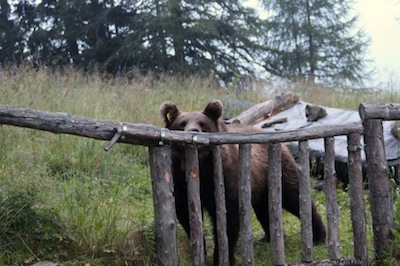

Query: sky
[[245, 0, 400, 89], [354, 0, 400, 88]]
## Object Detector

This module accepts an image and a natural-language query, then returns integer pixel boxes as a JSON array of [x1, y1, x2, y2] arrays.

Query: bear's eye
[[179, 121, 187, 129], [199, 122, 206, 131]]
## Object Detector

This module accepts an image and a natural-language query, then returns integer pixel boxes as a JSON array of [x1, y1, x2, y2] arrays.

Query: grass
[[1, 66, 400, 265]]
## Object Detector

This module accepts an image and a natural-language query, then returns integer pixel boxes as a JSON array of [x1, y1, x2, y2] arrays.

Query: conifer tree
[[1, 0, 262, 81], [262, 0, 370, 84]]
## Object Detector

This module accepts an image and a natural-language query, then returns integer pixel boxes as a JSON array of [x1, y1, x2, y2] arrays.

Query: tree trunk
[[305, 0, 316, 83]]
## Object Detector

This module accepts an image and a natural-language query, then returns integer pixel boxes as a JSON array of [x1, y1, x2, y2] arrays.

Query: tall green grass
[[1, 67, 400, 265]]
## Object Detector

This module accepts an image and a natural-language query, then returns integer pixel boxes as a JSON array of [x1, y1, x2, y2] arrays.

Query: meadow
[[1, 66, 400, 265]]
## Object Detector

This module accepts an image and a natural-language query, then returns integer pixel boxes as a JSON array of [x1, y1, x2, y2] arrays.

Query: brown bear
[[160, 100, 326, 265]]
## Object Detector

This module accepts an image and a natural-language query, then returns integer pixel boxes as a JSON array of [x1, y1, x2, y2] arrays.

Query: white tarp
[[255, 101, 400, 165]]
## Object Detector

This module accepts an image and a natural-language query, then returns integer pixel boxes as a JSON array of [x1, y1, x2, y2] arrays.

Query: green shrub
[[0, 191, 74, 265]]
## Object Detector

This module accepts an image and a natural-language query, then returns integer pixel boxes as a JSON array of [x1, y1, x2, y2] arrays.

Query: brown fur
[[160, 100, 326, 265]]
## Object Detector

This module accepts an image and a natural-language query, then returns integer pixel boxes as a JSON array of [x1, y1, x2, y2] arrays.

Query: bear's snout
[[183, 119, 203, 132]]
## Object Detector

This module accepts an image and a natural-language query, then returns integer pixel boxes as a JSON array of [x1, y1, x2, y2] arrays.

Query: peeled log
[[226, 93, 300, 125]]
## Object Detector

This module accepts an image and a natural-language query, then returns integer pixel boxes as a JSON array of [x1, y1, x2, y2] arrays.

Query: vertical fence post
[[148, 146, 178, 266], [212, 145, 230, 265], [347, 132, 368, 264], [324, 137, 340, 260], [239, 143, 254, 265], [363, 118, 394, 263], [185, 144, 205, 266], [298, 140, 313, 262], [268, 143, 285, 266]]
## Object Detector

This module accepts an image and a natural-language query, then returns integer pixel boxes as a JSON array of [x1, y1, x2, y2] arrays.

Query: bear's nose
[[188, 128, 200, 132]]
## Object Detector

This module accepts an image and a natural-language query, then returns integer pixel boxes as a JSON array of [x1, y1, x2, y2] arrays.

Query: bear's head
[[160, 100, 224, 158], [160, 100, 224, 133]]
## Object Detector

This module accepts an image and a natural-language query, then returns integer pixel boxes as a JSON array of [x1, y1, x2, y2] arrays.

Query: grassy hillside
[[1, 67, 399, 265]]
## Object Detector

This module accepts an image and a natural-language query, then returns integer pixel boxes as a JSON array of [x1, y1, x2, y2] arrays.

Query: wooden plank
[[148, 146, 179, 266], [347, 132, 368, 264], [185, 145, 205, 266], [359, 103, 400, 120], [238, 144, 254, 265], [324, 137, 340, 260], [212, 145, 230, 265], [363, 119, 394, 263], [268, 143, 285, 265], [298, 140, 313, 262]]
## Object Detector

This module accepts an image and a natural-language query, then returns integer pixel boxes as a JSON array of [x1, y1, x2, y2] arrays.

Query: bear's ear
[[160, 101, 180, 128], [203, 100, 223, 123]]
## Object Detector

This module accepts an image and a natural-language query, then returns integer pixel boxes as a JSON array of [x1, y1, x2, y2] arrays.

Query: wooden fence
[[0, 103, 399, 265]]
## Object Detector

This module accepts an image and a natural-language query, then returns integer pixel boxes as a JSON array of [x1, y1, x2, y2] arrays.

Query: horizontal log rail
[[0, 105, 363, 148]]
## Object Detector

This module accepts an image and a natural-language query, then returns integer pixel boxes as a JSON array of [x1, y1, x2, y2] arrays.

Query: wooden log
[[0, 104, 121, 138], [226, 93, 300, 125], [324, 137, 340, 260], [0, 105, 363, 146], [347, 132, 368, 264], [261, 117, 288, 128], [184, 122, 362, 144], [148, 146, 179, 266], [359, 103, 400, 120], [185, 145, 205, 266], [298, 140, 313, 262], [363, 119, 394, 263], [268, 143, 285, 265], [238, 144, 254, 265], [212, 146, 230, 265], [0, 104, 210, 146], [205, 122, 363, 144]]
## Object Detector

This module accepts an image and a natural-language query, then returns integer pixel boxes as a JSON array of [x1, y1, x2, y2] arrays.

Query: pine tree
[[2, 0, 263, 81], [262, 0, 370, 85], [0, 1, 30, 66], [119, 0, 264, 80]]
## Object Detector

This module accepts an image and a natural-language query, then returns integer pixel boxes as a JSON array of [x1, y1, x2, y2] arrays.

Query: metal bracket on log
[[347, 144, 363, 152], [104, 123, 128, 151], [158, 128, 170, 146]]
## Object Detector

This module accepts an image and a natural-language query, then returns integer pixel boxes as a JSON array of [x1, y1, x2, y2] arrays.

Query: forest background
[[0, 0, 381, 86]]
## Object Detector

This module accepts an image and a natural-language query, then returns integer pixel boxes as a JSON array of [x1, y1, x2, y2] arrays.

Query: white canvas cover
[[255, 101, 400, 165]]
